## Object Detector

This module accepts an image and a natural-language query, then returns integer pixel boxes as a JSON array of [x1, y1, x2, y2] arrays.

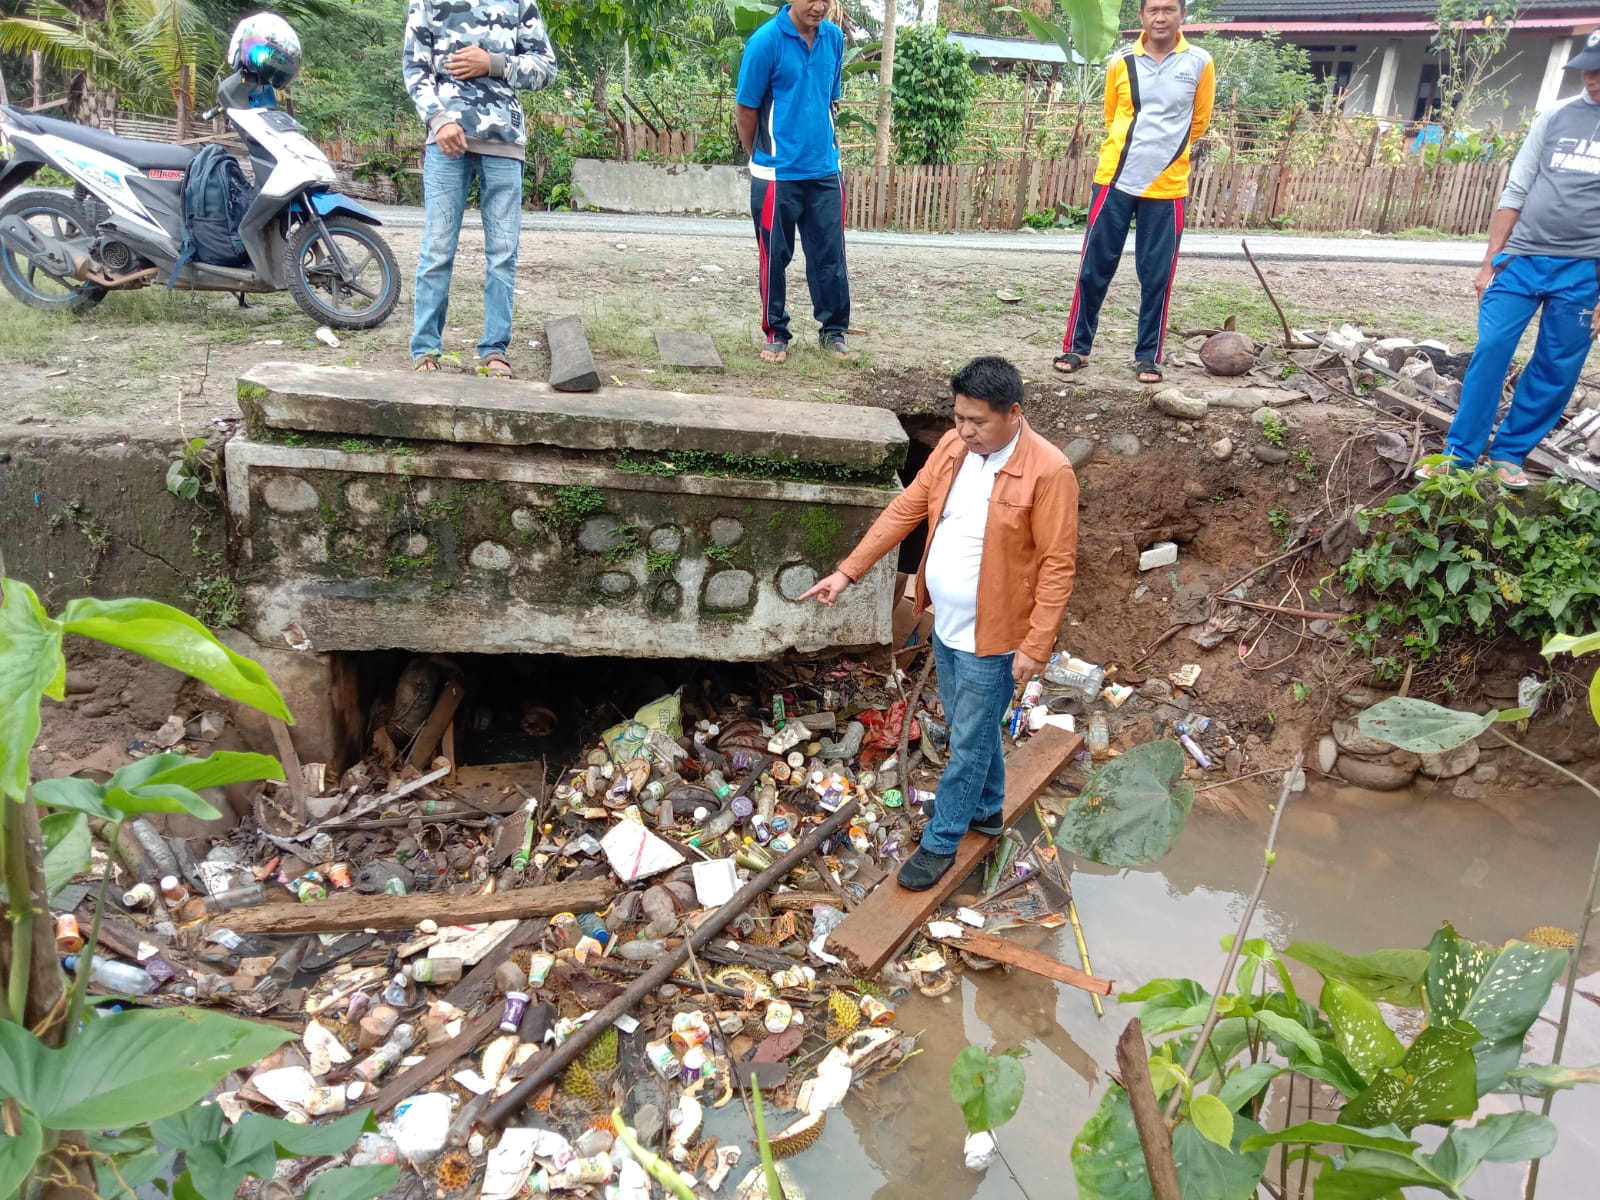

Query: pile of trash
[[53, 651, 1119, 1196]]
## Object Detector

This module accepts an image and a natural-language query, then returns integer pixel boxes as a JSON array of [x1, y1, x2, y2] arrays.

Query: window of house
[[1413, 63, 1442, 121]]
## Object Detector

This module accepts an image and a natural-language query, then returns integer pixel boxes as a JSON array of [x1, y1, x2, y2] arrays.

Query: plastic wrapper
[[481, 1127, 540, 1200], [388, 1092, 453, 1164], [964, 1131, 998, 1171]]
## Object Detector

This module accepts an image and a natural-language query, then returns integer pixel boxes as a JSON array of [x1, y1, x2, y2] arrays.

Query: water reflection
[[804, 779, 1600, 1198]]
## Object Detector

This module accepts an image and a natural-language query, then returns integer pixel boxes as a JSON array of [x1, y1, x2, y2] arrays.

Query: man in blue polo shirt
[[736, 0, 852, 363]]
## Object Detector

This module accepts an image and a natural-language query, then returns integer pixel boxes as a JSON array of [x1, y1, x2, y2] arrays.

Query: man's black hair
[[950, 356, 1025, 413], [1139, 0, 1185, 10]]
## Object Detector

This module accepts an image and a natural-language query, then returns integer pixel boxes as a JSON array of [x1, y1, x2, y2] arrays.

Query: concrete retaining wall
[[572, 159, 749, 217], [228, 364, 907, 660]]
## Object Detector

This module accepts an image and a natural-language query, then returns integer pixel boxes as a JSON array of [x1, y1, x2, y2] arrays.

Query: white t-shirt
[[923, 428, 1020, 653]]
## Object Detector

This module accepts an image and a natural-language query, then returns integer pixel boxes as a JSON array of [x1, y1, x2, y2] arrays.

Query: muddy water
[[794, 780, 1600, 1199]]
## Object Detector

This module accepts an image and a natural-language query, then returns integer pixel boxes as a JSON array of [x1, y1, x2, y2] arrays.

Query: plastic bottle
[[407, 957, 464, 984], [128, 819, 178, 881], [703, 771, 735, 801], [204, 882, 265, 913], [1087, 713, 1110, 761], [352, 1023, 417, 1082], [618, 938, 667, 962], [382, 972, 410, 1006], [63, 955, 155, 995], [575, 912, 610, 947], [1044, 654, 1105, 702], [698, 808, 737, 840]]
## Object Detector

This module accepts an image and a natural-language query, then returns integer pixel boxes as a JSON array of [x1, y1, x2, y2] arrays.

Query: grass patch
[[585, 296, 662, 362], [0, 298, 66, 363], [1171, 282, 1300, 344]]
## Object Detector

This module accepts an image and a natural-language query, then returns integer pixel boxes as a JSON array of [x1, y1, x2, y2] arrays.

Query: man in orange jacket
[[1054, 0, 1214, 384], [802, 357, 1079, 891]]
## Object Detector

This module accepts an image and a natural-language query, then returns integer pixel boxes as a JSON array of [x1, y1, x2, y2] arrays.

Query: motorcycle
[[0, 69, 400, 328]]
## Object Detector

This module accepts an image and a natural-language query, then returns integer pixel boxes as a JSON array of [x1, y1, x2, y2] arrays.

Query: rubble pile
[[50, 651, 1117, 1196]]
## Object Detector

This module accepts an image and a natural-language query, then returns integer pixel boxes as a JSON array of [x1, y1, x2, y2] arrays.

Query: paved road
[[366, 204, 1484, 266]]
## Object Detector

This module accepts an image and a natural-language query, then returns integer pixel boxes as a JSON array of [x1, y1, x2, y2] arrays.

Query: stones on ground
[[597, 572, 636, 598], [1064, 438, 1095, 470], [65, 669, 95, 696], [704, 570, 754, 611], [1332, 717, 1395, 759], [1107, 433, 1142, 458], [262, 474, 319, 514], [469, 541, 512, 571], [1317, 735, 1339, 774], [1138, 541, 1179, 571], [777, 563, 818, 601], [1252, 444, 1290, 464], [1152, 388, 1208, 420], [1335, 754, 1416, 790], [654, 331, 723, 371], [1420, 741, 1480, 779], [1210, 436, 1234, 461], [545, 314, 601, 393], [79, 698, 115, 719], [650, 580, 682, 615], [709, 517, 744, 547], [1252, 407, 1282, 428], [1198, 330, 1256, 376]]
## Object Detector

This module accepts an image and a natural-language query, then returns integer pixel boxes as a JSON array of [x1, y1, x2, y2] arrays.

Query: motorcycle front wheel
[[0, 193, 107, 314], [285, 215, 400, 330]]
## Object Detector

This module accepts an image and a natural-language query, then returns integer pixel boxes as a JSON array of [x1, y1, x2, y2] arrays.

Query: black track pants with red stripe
[[751, 174, 850, 345], [1062, 183, 1186, 365]]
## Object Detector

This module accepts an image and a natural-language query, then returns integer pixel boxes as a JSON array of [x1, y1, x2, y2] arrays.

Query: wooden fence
[[842, 156, 1509, 235]]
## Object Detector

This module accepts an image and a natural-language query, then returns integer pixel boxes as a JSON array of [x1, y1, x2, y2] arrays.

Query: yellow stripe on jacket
[[1095, 33, 1215, 201]]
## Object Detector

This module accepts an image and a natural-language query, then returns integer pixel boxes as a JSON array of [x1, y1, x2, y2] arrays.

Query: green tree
[[891, 21, 976, 164], [1197, 32, 1314, 110], [1428, 0, 1519, 126]]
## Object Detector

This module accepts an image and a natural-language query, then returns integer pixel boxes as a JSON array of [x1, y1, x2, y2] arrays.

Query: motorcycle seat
[[7, 109, 197, 173]]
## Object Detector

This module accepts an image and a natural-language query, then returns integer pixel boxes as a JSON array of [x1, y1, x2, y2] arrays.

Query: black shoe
[[922, 795, 1004, 838], [898, 847, 958, 891]]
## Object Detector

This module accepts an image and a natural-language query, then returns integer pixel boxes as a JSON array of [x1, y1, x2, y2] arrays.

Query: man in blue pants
[[735, 0, 852, 363], [1420, 36, 1600, 488]]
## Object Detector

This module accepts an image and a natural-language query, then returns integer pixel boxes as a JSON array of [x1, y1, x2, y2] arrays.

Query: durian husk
[[766, 1110, 825, 1159], [583, 1025, 619, 1072], [825, 990, 861, 1039], [433, 1149, 474, 1193], [560, 1061, 604, 1108], [1523, 925, 1578, 948]]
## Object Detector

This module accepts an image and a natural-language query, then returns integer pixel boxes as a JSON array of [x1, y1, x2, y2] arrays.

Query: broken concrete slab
[[237, 363, 907, 474], [654, 331, 723, 371], [545, 315, 601, 393]]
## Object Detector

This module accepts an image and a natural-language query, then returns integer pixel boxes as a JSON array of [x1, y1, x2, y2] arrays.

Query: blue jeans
[[1445, 254, 1600, 468], [410, 144, 524, 362], [923, 635, 1016, 856]]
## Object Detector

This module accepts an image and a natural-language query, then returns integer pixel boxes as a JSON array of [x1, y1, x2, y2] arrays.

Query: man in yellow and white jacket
[[1055, 0, 1214, 384]]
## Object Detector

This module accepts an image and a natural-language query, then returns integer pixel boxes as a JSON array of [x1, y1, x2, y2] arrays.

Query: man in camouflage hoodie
[[403, 0, 558, 377]]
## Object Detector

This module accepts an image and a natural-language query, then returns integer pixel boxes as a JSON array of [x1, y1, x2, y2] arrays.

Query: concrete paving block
[[1139, 541, 1178, 571], [546, 314, 601, 393], [654, 330, 723, 371]]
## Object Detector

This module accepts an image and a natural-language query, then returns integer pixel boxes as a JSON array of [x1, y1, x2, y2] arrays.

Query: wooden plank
[[269, 718, 307, 824], [220, 878, 614, 934], [931, 928, 1113, 995], [373, 1007, 501, 1115], [407, 679, 464, 769], [827, 726, 1083, 975]]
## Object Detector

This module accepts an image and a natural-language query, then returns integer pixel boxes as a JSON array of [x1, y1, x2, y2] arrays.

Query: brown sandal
[[482, 352, 513, 379], [413, 355, 440, 372]]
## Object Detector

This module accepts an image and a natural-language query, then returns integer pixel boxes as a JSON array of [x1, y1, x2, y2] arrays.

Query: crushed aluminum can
[[880, 788, 904, 808], [859, 995, 895, 1025], [764, 1000, 793, 1033]]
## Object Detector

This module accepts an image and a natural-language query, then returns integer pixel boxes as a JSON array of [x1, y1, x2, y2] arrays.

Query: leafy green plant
[[1057, 739, 1195, 868], [1335, 470, 1600, 674], [1269, 507, 1292, 537], [0, 580, 299, 1197], [1260, 411, 1288, 447], [950, 1045, 1027, 1133], [165, 437, 216, 503], [889, 24, 977, 166]]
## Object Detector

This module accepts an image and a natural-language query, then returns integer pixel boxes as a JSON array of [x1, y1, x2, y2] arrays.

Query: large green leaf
[[90, 1128, 175, 1200], [58, 597, 290, 722], [1072, 1086, 1152, 1200], [1188, 1093, 1234, 1149], [1339, 1020, 1481, 1131], [1253, 1010, 1323, 1064], [1420, 1111, 1557, 1187], [1323, 980, 1406, 1084], [40, 810, 92, 896], [1284, 941, 1431, 1006], [1216, 1062, 1282, 1113], [1242, 1120, 1418, 1155], [1171, 1110, 1268, 1199], [1423, 923, 1569, 1092], [1313, 1148, 1444, 1199], [1543, 631, 1600, 723], [30, 775, 115, 821], [0, 1108, 43, 1200], [0, 1008, 291, 1130], [725, 0, 776, 36], [1356, 697, 1496, 754], [949, 1046, 1025, 1134], [302, 1164, 401, 1200], [55, 750, 286, 821], [1059, 740, 1194, 868], [177, 1110, 376, 1200], [1121, 977, 1212, 1034], [0, 578, 65, 801], [1497, 1062, 1600, 1096]]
